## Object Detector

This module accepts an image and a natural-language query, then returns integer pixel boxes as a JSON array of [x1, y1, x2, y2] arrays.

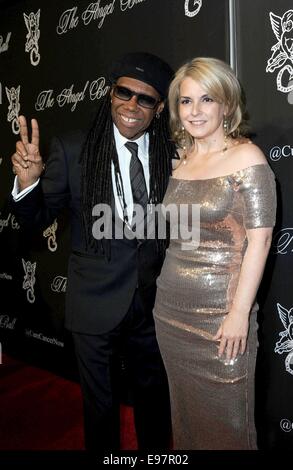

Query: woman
[[153, 57, 276, 450]]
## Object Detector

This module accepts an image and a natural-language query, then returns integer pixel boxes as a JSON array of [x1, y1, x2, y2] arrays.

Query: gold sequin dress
[[154, 164, 276, 450]]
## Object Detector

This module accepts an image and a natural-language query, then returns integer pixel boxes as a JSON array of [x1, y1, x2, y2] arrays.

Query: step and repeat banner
[[0, 1, 228, 371], [235, 0, 293, 449]]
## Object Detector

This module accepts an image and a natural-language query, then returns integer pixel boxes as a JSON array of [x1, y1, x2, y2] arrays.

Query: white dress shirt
[[112, 124, 149, 224], [12, 124, 150, 224]]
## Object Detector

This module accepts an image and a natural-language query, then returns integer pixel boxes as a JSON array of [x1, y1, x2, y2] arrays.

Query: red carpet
[[0, 355, 137, 450]]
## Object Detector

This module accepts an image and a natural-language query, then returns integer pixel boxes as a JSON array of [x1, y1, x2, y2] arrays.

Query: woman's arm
[[213, 226, 273, 361]]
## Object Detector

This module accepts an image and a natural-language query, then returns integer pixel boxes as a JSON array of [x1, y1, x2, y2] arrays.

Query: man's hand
[[11, 115, 44, 191]]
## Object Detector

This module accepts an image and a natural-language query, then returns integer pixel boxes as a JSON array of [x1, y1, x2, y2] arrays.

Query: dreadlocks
[[80, 90, 175, 259]]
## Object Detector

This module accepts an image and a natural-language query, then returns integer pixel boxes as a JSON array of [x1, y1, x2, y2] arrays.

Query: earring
[[181, 126, 187, 165], [223, 115, 228, 153], [155, 112, 160, 119]]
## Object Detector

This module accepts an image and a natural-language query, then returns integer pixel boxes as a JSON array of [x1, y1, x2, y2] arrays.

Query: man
[[11, 52, 175, 452]]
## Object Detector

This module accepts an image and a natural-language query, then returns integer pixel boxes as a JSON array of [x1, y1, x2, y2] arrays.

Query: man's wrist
[[12, 177, 40, 201]]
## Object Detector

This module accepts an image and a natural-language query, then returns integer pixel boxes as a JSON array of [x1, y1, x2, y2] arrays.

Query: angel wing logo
[[266, 10, 293, 96], [5, 86, 20, 134], [22, 259, 36, 304], [274, 303, 293, 375], [23, 9, 41, 66]]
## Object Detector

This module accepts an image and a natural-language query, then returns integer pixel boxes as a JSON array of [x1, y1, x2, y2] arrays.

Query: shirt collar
[[113, 124, 148, 157]]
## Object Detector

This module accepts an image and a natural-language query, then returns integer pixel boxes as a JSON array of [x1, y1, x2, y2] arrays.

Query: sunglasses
[[113, 85, 160, 109]]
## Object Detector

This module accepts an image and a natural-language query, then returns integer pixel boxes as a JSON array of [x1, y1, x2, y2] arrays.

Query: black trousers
[[72, 289, 171, 453]]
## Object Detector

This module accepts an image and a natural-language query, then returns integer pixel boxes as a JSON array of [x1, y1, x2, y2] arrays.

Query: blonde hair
[[168, 57, 245, 150]]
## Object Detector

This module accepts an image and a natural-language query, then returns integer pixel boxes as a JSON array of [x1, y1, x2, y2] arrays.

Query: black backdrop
[[235, 0, 293, 449], [0, 0, 293, 449], [0, 0, 229, 375]]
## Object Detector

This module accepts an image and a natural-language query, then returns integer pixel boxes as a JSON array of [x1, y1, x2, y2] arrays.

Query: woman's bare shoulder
[[229, 139, 267, 167]]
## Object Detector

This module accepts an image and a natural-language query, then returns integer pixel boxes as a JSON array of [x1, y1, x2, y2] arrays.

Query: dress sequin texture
[[154, 164, 276, 450]]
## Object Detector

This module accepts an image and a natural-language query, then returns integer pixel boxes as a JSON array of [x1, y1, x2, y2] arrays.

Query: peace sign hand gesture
[[11, 115, 44, 191]]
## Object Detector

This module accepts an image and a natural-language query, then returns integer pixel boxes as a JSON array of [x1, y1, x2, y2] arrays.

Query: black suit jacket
[[11, 130, 166, 334]]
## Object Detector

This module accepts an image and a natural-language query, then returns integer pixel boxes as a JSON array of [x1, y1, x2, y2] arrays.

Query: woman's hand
[[11, 115, 44, 191], [213, 311, 249, 361]]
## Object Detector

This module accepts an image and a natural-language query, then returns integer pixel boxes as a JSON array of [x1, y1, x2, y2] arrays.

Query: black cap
[[108, 52, 173, 99]]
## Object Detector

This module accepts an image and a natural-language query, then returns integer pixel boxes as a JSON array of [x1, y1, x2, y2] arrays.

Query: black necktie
[[125, 141, 148, 236], [125, 141, 148, 217]]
